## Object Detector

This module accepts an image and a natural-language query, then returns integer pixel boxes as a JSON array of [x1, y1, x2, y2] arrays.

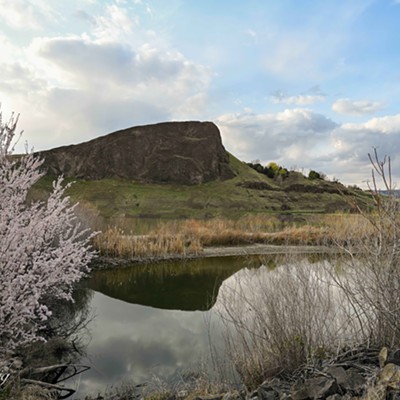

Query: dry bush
[[327, 151, 400, 347], [93, 227, 202, 259], [214, 259, 357, 389]]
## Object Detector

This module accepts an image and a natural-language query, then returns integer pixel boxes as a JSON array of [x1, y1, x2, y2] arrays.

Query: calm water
[[70, 254, 325, 398]]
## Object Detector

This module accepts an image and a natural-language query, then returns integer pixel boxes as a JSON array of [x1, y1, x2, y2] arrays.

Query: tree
[[0, 110, 96, 363]]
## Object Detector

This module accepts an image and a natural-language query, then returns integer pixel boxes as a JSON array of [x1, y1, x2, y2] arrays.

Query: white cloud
[[217, 109, 400, 186], [271, 93, 325, 105], [93, 5, 138, 43], [0, 0, 57, 30], [332, 98, 383, 116], [217, 108, 337, 164], [33, 36, 210, 97]]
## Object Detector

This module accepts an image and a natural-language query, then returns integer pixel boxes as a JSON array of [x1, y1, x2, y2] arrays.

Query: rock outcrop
[[38, 121, 235, 185]]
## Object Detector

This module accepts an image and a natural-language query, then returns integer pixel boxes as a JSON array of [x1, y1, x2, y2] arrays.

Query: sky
[[1, 0, 400, 186]]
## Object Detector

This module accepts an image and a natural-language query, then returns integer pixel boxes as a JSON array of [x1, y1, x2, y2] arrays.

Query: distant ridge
[[38, 121, 235, 185]]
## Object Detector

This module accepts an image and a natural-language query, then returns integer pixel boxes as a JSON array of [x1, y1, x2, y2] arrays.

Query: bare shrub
[[215, 150, 400, 388], [214, 259, 356, 389], [327, 150, 400, 347]]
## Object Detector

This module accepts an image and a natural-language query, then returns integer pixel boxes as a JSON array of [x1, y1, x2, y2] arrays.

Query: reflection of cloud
[[77, 292, 218, 396], [332, 98, 383, 116], [83, 336, 177, 392]]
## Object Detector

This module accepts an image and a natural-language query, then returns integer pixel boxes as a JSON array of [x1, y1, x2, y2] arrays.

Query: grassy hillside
[[31, 153, 372, 230]]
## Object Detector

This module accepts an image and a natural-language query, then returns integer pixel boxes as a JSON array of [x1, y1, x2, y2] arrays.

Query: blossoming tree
[[0, 110, 96, 362]]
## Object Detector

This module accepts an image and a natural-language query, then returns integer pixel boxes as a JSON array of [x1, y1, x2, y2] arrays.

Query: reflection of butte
[[86, 257, 257, 311]]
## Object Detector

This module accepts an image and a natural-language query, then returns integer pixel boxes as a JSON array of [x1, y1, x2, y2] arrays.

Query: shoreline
[[90, 243, 336, 269]]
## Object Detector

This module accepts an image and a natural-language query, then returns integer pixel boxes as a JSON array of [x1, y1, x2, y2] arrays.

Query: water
[[70, 253, 329, 397], [70, 256, 263, 397]]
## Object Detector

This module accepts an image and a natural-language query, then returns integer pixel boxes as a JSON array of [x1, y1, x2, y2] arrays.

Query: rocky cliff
[[38, 121, 235, 185]]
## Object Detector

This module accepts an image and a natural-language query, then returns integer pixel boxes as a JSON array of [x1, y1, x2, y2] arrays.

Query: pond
[[70, 253, 329, 398]]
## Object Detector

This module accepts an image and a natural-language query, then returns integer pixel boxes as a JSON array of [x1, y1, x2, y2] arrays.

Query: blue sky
[[1, 0, 400, 185]]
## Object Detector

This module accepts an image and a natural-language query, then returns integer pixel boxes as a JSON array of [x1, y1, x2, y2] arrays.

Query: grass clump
[[93, 227, 202, 259]]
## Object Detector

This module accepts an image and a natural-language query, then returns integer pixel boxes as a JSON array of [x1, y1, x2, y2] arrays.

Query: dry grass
[[93, 227, 202, 259], [92, 213, 381, 259]]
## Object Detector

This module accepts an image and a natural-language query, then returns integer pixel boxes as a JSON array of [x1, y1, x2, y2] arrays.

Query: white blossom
[[0, 110, 96, 361]]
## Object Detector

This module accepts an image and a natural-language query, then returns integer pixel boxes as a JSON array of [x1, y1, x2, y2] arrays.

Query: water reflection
[[74, 253, 332, 398], [87, 256, 263, 310], [75, 292, 221, 396]]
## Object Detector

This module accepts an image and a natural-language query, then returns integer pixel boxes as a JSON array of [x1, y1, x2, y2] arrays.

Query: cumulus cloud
[[33, 35, 210, 104], [217, 109, 400, 186], [217, 108, 337, 164], [332, 98, 383, 116]]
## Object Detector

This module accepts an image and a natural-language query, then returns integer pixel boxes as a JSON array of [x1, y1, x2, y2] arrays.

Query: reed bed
[[92, 213, 371, 259], [93, 227, 202, 259]]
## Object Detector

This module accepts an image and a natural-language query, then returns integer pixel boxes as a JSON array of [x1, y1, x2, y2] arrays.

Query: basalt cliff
[[38, 121, 235, 185]]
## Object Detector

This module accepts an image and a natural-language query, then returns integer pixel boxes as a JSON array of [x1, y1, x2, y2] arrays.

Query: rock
[[38, 121, 235, 185], [379, 347, 389, 368], [255, 378, 289, 400], [379, 363, 400, 390], [325, 366, 365, 394], [388, 349, 400, 366], [291, 382, 310, 400], [292, 377, 338, 400], [237, 181, 275, 190], [306, 377, 338, 399], [326, 395, 342, 400], [343, 368, 366, 394], [325, 367, 348, 387]]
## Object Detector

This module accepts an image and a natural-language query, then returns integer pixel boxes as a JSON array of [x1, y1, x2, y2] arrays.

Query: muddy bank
[[90, 243, 336, 269]]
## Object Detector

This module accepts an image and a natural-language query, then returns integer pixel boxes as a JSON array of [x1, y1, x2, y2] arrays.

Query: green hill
[[31, 152, 371, 230]]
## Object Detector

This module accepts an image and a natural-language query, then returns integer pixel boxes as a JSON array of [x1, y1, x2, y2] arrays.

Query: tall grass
[[93, 215, 333, 258], [93, 227, 202, 259], [93, 213, 377, 259]]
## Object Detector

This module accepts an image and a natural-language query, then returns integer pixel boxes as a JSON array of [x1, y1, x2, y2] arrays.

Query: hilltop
[[38, 121, 235, 185], [31, 121, 371, 227]]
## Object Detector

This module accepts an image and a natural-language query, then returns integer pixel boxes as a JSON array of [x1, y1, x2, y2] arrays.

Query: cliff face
[[38, 121, 235, 185]]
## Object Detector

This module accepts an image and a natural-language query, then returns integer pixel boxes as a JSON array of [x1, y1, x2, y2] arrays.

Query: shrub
[[308, 170, 322, 180]]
